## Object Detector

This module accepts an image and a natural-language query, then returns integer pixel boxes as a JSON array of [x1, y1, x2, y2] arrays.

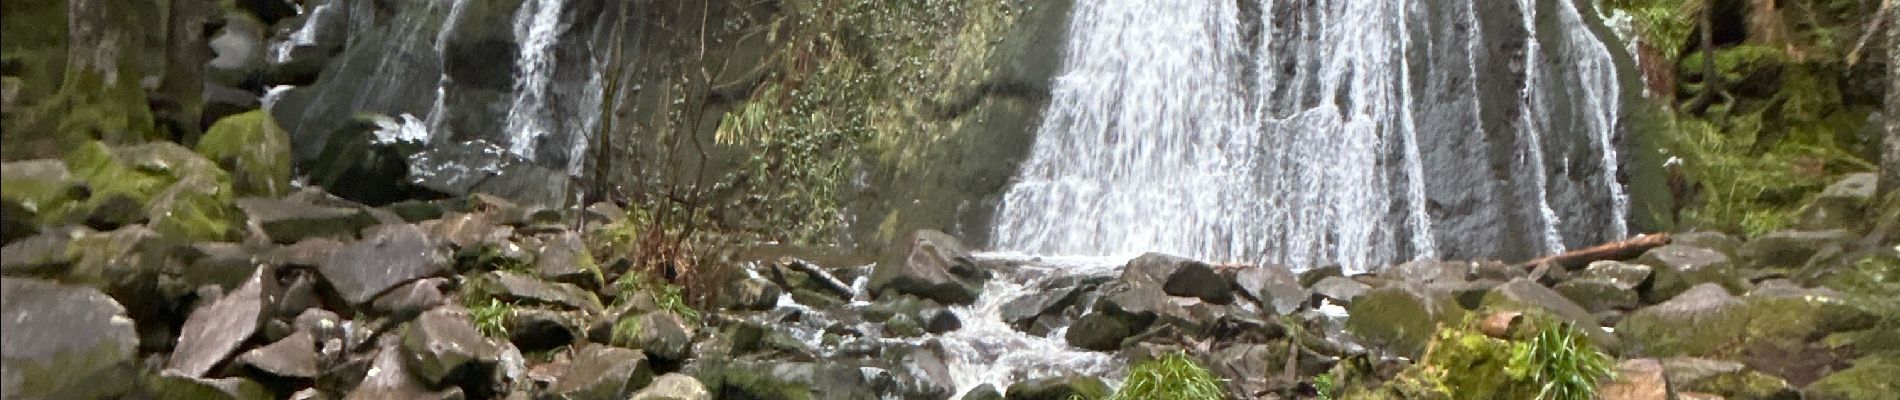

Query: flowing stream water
[[995, 0, 1632, 271]]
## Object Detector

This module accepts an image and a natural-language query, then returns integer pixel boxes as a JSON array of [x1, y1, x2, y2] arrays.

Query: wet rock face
[[318, 223, 449, 305], [870, 230, 987, 305], [0, 278, 140, 399]]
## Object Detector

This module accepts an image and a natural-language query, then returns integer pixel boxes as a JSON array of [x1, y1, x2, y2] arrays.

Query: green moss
[[1377, 316, 1615, 400], [612, 273, 700, 325], [196, 110, 292, 197], [1106, 352, 1225, 400], [1803, 356, 1900, 400]]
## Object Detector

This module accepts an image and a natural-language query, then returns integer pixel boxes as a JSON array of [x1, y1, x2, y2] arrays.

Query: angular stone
[[169, 267, 275, 377], [508, 308, 583, 352], [1599, 359, 1668, 400], [1739, 230, 1856, 269], [318, 224, 448, 305], [1617, 284, 1747, 357], [628, 373, 710, 400], [473, 270, 602, 312], [1803, 356, 1900, 400], [1635, 245, 1741, 303], [1663, 357, 1797, 400], [1064, 312, 1136, 352], [238, 330, 319, 379], [870, 230, 985, 305], [1310, 276, 1371, 304], [534, 231, 600, 287], [1797, 173, 1877, 231], [0, 228, 85, 277], [1345, 282, 1466, 357], [401, 307, 501, 385], [1482, 278, 1599, 327], [1577, 261, 1653, 290], [237, 197, 376, 244], [614, 311, 695, 362], [344, 341, 463, 400], [0, 159, 87, 237], [1672, 232, 1743, 259], [1122, 253, 1232, 305], [714, 274, 781, 312], [1555, 279, 1642, 313], [196, 110, 293, 197], [961, 384, 1003, 400], [549, 343, 652, 400], [1235, 264, 1304, 315], [1004, 376, 1109, 400], [1, 278, 139, 399], [369, 278, 449, 320], [147, 370, 273, 400]]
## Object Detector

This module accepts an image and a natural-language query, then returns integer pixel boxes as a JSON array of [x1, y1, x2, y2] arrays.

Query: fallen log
[[1513, 233, 1672, 270]]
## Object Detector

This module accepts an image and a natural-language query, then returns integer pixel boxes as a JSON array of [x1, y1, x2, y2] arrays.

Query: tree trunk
[[1883, 2, 1899, 197], [159, 0, 213, 143], [1685, 3, 1723, 115]]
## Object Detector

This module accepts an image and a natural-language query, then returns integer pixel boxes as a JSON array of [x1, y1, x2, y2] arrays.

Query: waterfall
[[503, 0, 568, 162], [994, 0, 1631, 270]]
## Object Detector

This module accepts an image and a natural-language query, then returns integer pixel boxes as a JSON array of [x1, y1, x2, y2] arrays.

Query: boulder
[[534, 231, 601, 288], [0, 227, 85, 277], [1598, 359, 1668, 400], [870, 230, 985, 305], [369, 277, 450, 320], [168, 268, 275, 377], [1004, 376, 1110, 400], [612, 311, 696, 362], [1345, 282, 1466, 357], [548, 343, 653, 400], [1000, 276, 1098, 336], [196, 110, 292, 197], [236, 197, 377, 244], [238, 330, 318, 379], [1797, 173, 1877, 231], [1672, 232, 1744, 259], [0, 278, 140, 399], [1235, 264, 1304, 315], [506, 308, 584, 352], [1617, 284, 1747, 357], [628, 373, 710, 400], [1576, 261, 1654, 289], [146, 370, 273, 400], [1803, 356, 1900, 400], [344, 341, 463, 400], [1115, 253, 1231, 305], [1738, 230, 1856, 269], [66, 141, 244, 242], [961, 384, 1004, 400], [1634, 245, 1741, 303], [714, 273, 782, 312], [401, 307, 501, 386], [1481, 278, 1600, 329], [1310, 276, 1371, 304], [0, 159, 88, 237], [1662, 357, 1797, 400], [317, 223, 448, 305], [303, 114, 430, 206], [404, 140, 575, 207], [1554, 278, 1641, 313], [470, 271, 602, 312]]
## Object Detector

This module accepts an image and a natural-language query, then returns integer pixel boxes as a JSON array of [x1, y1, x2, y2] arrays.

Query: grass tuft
[[1104, 352, 1225, 400]]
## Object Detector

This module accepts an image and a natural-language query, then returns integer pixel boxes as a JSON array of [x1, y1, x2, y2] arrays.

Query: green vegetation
[[1383, 316, 1615, 400], [612, 272, 701, 325], [466, 297, 513, 339], [1602, 0, 1886, 235], [1103, 352, 1225, 400]]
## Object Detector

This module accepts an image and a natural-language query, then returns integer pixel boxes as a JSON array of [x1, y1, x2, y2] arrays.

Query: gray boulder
[[401, 307, 501, 386], [1234, 264, 1303, 314], [1004, 376, 1109, 400], [548, 343, 652, 400], [318, 224, 448, 305], [628, 373, 710, 400], [238, 330, 319, 379], [1120, 253, 1232, 305], [1739, 230, 1856, 269], [168, 268, 275, 377], [236, 196, 377, 244], [870, 230, 985, 305], [1345, 282, 1466, 357], [471, 271, 602, 312], [146, 370, 273, 400], [1634, 245, 1741, 303], [612, 311, 696, 362], [1310, 276, 1371, 304], [1797, 173, 1877, 231], [1, 278, 140, 399], [1554, 279, 1641, 313]]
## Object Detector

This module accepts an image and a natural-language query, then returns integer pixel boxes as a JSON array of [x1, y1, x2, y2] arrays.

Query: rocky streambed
[[3, 139, 1897, 400]]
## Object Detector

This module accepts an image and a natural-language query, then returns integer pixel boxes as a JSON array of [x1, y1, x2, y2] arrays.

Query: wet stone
[[318, 223, 448, 305]]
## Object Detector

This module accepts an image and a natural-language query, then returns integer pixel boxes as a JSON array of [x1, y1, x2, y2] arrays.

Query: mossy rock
[[0, 159, 89, 236], [1003, 376, 1110, 400], [1663, 357, 1798, 400], [62, 141, 243, 241], [1618, 283, 1872, 359], [688, 361, 814, 400], [1804, 356, 1900, 400], [196, 110, 292, 197], [1345, 283, 1468, 357]]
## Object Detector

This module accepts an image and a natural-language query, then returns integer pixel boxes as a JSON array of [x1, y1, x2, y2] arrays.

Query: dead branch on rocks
[[1514, 233, 1673, 270]]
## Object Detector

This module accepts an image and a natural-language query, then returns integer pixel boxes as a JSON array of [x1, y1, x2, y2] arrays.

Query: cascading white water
[[935, 253, 1125, 397], [994, 0, 1631, 270], [503, 0, 567, 161]]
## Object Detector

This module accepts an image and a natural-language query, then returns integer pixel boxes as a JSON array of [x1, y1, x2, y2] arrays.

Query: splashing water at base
[[934, 253, 1131, 397]]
